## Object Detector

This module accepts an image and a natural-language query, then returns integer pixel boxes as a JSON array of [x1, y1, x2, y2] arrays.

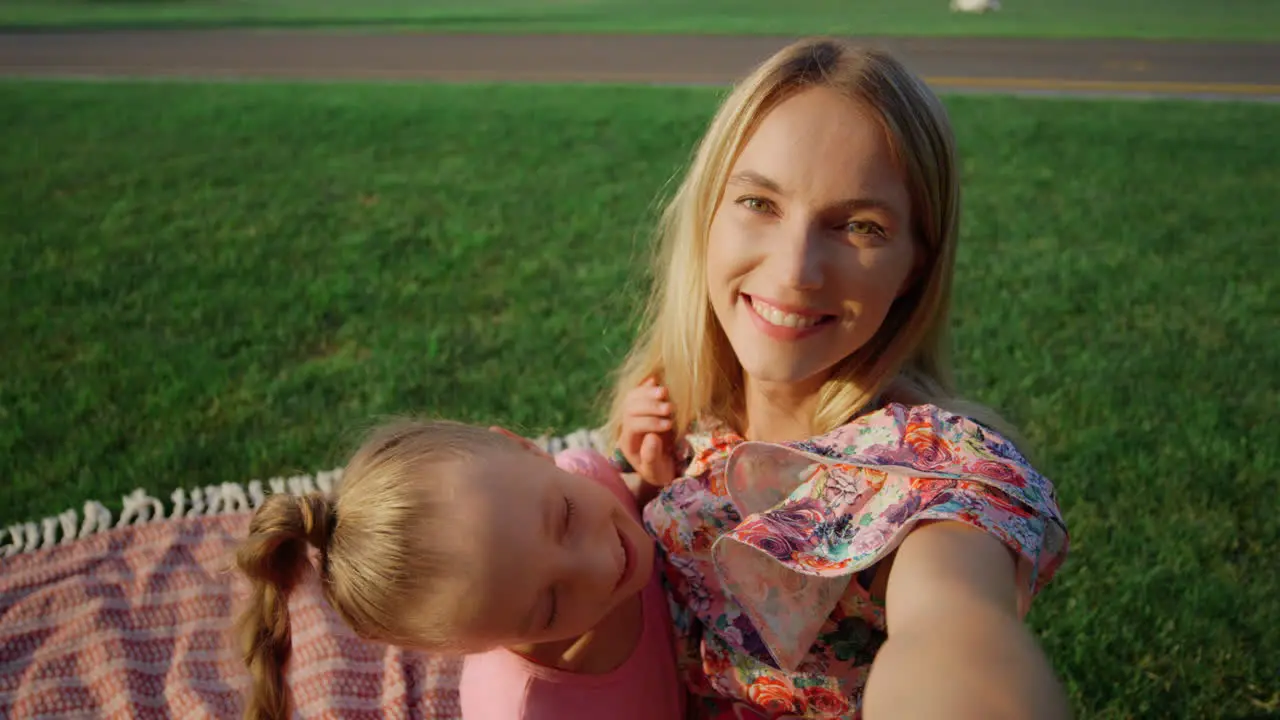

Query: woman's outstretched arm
[[864, 521, 1071, 720]]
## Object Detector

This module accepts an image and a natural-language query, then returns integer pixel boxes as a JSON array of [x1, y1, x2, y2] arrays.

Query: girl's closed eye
[[562, 497, 576, 537], [542, 497, 576, 631], [542, 497, 578, 625]]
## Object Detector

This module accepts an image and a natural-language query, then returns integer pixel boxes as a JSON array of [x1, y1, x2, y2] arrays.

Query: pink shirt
[[458, 449, 684, 720]]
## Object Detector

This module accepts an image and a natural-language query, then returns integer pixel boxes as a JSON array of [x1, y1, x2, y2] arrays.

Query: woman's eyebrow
[[729, 171, 902, 218], [834, 197, 901, 217], [728, 170, 783, 193]]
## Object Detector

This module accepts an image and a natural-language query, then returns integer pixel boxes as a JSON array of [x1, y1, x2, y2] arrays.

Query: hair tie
[[610, 447, 636, 474], [299, 494, 334, 550]]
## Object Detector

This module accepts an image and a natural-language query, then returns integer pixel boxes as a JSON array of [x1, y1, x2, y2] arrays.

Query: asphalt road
[[1, 31, 1278, 100]]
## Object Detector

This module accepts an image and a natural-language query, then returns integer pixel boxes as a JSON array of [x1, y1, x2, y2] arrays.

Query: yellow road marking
[[926, 75, 1280, 96]]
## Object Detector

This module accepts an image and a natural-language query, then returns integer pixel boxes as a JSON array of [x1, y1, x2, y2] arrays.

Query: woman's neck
[[741, 374, 826, 443]]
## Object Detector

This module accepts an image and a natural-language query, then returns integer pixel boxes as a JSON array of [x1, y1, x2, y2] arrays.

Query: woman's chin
[[739, 359, 835, 388]]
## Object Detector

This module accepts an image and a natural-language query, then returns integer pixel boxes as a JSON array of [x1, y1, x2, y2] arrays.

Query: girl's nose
[[590, 541, 617, 589], [582, 519, 622, 590], [559, 516, 620, 591]]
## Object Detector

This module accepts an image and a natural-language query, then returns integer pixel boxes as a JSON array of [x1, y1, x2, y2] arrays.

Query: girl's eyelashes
[[545, 498, 576, 630], [562, 497, 576, 536]]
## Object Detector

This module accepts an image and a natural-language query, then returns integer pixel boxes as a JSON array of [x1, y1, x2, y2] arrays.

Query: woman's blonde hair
[[234, 419, 513, 720], [607, 37, 1011, 442]]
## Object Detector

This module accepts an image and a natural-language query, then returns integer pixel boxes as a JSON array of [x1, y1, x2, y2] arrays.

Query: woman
[[606, 38, 1071, 720]]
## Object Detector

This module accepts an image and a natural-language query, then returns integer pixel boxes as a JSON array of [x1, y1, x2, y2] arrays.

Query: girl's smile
[[450, 449, 655, 649]]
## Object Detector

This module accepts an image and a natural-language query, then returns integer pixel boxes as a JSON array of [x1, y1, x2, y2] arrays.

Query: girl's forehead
[[438, 511, 540, 644], [450, 452, 551, 525], [441, 454, 559, 637]]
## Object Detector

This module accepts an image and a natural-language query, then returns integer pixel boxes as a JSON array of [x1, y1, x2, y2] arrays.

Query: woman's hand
[[488, 426, 553, 461], [618, 377, 677, 488], [864, 522, 1070, 720]]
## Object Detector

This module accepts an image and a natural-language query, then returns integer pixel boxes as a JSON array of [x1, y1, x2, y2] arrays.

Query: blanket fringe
[[1, 427, 605, 558]]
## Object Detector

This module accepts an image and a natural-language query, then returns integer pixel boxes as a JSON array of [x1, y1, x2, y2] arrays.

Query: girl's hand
[[618, 377, 677, 488], [489, 426, 553, 461]]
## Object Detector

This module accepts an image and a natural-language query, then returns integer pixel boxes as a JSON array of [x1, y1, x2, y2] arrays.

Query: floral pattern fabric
[[643, 403, 1069, 719]]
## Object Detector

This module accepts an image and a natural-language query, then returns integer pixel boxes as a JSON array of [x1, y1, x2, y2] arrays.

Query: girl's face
[[446, 451, 654, 649], [706, 87, 918, 393]]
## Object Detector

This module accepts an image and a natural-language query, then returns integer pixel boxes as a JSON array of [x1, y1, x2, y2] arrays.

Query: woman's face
[[444, 450, 654, 650], [706, 86, 918, 393]]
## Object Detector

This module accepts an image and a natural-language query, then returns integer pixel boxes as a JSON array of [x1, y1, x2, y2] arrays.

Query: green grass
[[1, 81, 1278, 717], [2, 0, 1280, 41]]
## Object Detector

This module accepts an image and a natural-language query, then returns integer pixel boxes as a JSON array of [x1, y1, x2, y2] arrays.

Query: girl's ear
[[488, 426, 553, 461]]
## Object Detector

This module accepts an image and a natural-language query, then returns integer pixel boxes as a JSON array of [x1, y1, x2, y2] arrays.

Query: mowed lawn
[[1, 0, 1279, 41], [1, 81, 1277, 717]]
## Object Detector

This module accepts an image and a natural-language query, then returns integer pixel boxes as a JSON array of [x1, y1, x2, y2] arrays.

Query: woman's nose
[[771, 219, 825, 291]]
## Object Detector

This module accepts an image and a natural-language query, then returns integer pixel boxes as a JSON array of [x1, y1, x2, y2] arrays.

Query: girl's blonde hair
[[607, 37, 1011, 442], [234, 420, 512, 720]]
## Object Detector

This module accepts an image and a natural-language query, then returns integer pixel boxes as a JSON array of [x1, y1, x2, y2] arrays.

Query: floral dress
[[641, 403, 1070, 720]]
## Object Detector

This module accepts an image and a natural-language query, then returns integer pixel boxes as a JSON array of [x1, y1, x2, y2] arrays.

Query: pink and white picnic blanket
[[0, 429, 605, 718], [0, 512, 462, 719]]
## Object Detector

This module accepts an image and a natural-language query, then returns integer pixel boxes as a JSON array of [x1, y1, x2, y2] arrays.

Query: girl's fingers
[[628, 383, 669, 403], [621, 380, 676, 481], [625, 389, 672, 415], [625, 398, 673, 419], [639, 432, 659, 465], [624, 416, 672, 436], [638, 433, 675, 487]]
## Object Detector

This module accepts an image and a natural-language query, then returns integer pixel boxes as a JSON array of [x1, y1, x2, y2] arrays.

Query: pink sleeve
[[459, 653, 531, 719]]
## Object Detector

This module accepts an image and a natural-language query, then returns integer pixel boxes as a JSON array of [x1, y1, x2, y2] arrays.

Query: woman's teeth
[[750, 298, 824, 329]]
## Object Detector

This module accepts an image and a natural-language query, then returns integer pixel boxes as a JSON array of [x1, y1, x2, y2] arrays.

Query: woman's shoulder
[[805, 401, 1035, 470], [781, 401, 1065, 531]]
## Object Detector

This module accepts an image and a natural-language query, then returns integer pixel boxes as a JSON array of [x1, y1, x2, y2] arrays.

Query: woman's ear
[[897, 239, 927, 299]]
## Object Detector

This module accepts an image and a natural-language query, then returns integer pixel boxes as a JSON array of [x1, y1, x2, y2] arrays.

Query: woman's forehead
[[734, 88, 904, 202]]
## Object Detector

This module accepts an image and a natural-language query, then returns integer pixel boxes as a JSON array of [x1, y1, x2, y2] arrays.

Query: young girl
[[234, 420, 683, 720], [605, 39, 1071, 719]]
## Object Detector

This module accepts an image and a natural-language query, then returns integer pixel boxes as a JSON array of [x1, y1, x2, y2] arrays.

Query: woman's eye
[[847, 220, 886, 237], [738, 197, 772, 214]]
